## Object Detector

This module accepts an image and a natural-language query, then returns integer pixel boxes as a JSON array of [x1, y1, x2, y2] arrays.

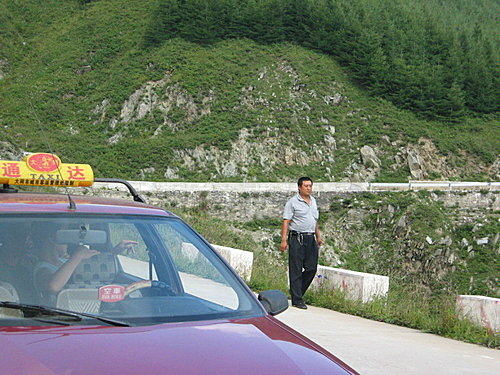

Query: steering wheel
[[124, 280, 175, 297]]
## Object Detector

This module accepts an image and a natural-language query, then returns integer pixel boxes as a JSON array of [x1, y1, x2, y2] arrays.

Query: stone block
[[311, 265, 389, 303], [212, 244, 253, 282], [456, 295, 500, 333]]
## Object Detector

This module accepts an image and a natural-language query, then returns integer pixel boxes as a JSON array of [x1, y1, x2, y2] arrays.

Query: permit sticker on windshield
[[99, 285, 125, 302]]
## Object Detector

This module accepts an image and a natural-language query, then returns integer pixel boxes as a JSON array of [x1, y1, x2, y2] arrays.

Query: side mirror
[[258, 290, 289, 316]]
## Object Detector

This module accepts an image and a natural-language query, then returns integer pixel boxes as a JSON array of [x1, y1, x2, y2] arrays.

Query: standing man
[[280, 177, 323, 309]]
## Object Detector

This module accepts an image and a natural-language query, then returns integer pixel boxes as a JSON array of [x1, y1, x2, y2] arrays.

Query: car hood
[[0, 316, 357, 375]]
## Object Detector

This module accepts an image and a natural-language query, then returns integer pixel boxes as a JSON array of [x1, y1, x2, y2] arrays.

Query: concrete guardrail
[[211, 244, 389, 303], [211, 244, 253, 283], [311, 265, 389, 303], [96, 180, 500, 194], [456, 295, 500, 333]]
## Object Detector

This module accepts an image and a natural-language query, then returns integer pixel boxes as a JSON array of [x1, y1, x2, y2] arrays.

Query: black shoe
[[292, 303, 307, 310]]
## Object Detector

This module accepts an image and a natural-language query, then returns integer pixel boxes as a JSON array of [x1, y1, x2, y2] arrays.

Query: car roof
[[0, 192, 174, 216]]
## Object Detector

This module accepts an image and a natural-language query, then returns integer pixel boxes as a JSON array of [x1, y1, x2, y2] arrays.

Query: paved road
[[118, 255, 500, 374], [276, 304, 499, 375]]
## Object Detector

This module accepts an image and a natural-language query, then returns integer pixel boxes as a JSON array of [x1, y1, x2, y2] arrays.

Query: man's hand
[[280, 219, 290, 252], [73, 247, 100, 261], [317, 238, 324, 247], [279, 240, 288, 252], [113, 240, 139, 254]]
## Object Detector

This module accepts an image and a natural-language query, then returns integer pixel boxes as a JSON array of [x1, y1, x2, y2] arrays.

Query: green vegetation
[[147, 0, 499, 120]]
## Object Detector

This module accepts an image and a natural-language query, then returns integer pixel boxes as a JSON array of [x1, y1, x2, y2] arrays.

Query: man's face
[[298, 180, 313, 197]]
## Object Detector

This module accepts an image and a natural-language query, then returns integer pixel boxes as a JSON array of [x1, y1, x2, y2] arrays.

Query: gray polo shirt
[[283, 194, 319, 233]]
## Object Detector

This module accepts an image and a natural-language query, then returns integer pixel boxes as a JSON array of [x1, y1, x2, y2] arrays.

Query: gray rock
[[324, 135, 337, 150], [139, 167, 155, 180], [108, 133, 123, 144], [222, 161, 238, 177], [472, 224, 483, 232], [0, 141, 26, 160], [360, 146, 381, 169], [408, 151, 424, 179], [476, 237, 489, 245], [164, 167, 179, 180], [438, 236, 452, 246], [323, 93, 343, 106], [0, 58, 8, 80], [393, 215, 407, 235]]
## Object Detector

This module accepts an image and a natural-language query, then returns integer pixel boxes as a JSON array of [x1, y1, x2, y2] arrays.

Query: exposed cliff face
[[91, 72, 216, 145], [85, 62, 498, 182], [173, 127, 325, 180]]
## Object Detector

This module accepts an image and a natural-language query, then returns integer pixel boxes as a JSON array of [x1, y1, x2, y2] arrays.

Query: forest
[[146, 0, 499, 121]]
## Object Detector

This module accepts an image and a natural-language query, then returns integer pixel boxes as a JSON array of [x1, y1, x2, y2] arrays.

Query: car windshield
[[0, 214, 262, 326]]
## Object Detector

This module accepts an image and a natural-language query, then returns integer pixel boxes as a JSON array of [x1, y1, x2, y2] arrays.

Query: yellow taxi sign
[[0, 153, 94, 187]]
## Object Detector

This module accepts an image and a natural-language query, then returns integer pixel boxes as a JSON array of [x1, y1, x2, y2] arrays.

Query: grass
[[307, 284, 498, 348]]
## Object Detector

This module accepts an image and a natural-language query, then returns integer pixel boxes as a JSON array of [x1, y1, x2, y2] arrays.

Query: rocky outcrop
[[173, 127, 325, 179], [93, 60, 497, 181], [360, 145, 381, 169], [0, 59, 8, 80], [407, 150, 424, 179], [0, 142, 25, 160], [98, 72, 216, 144]]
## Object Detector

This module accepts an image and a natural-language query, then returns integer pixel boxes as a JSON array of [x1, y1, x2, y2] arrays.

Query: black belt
[[290, 230, 315, 236]]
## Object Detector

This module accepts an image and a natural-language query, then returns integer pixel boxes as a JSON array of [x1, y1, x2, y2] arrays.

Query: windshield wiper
[[0, 301, 130, 327]]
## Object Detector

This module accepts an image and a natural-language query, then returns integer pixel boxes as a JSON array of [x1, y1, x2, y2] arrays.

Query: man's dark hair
[[297, 177, 313, 186]]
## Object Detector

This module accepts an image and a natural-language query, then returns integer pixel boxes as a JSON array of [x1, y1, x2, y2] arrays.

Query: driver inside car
[[32, 224, 99, 304]]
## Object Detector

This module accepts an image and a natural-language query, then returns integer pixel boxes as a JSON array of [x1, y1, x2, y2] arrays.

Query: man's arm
[[280, 219, 291, 252], [315, 222, 323, 247], [42, 247, 99, 293]]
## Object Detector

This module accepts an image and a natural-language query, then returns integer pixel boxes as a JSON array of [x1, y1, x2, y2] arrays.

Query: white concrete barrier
[[211, 244, 253, 282], [311, 265, 389, 303], [92, 180, 500, 194], [456, 295, 500, 333]]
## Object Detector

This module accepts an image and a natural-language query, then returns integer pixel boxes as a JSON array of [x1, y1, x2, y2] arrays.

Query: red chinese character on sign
[[98, 285, 125, 302], [1, 163, 21, 178], [67, 166, 85, 180]]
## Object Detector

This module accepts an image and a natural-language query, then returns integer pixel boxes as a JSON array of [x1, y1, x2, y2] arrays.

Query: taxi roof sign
[[0, 153, 94, 188]]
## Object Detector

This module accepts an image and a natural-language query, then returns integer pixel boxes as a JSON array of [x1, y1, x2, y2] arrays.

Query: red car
[[0, 154, 359, 375]]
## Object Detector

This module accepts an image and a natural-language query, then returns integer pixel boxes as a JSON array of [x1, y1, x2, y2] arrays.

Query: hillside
[[0, 0, 499, 182]]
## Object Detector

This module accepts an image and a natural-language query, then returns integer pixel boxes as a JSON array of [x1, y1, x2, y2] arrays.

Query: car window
[[109, 222, 158, 280], [0, 214, 262, 326], [155, 222, 239, 309]]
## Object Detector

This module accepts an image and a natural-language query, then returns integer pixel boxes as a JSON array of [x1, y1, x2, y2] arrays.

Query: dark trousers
[[288, 232, 319, 305]]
